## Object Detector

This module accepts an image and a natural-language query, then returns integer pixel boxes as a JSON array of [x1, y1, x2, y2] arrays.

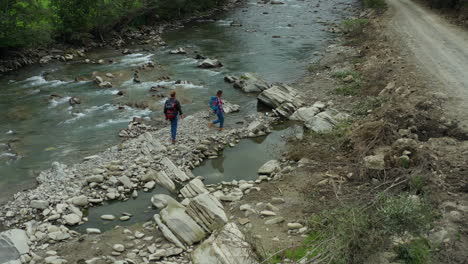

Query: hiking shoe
[[208, 123, 214, 128], [218, 127, 224, 131], [171, 139, 176, 144]]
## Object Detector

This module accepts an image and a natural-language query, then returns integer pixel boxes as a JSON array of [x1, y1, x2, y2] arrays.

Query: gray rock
[[289, 106, 321, 122], [257, 83, 303, 117], [186, 193, 227, 232], [180, 178, 209, 198], [153, 214, 186, 250], [148, 248, 183, 261], [86, 228, 101, 234], [62, 214, 81, 225], [113, 244, 125, 252], [198, 59, 223, 68], [140, 132, 167, 156], [30, 200, 49, 209], [159, 202, 206, 246], [0, 229, 29, 264], [191, 223, 259, 264], [86, 175, 104, 183], [151, 170, 175, 192], [265, 217, 285, 225], [100, 214, 116, 221], [161, 157, 190, 182], [233, 73, 270, 93], [118, 176, 133, 189], [48, 231, 70, 241], [71, 195, 88, 207], [151, 194, 178, 209], [258, 160, 280, 175]]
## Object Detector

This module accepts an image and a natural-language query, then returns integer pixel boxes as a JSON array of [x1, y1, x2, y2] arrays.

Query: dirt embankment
[[226, 4, 468, 263]]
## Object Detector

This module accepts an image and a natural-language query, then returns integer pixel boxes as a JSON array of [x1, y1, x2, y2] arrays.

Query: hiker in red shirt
[[164, 91, 184, 144]]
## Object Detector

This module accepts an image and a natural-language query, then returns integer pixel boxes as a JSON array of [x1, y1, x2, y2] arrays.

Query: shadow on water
[[75, 123, 297, 232]]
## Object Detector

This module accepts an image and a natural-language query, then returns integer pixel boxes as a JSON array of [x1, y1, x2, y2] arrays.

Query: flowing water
[[0, 0, 356, 204]]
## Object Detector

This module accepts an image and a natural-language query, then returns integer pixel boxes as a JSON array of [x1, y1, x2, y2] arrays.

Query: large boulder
[[198, 59, 223, 68], [289, 106, 321, 122], [258, 160, 281, 175], [233, 73, 270, 93], [30, 200, 49, 209], [0, 229, 29, 264], [180, 178, 209, 198], [304, 109, 348, 132], [159, 202, 207, 246], [149, 170, 176, 192], [161, 157, 190, 182], [140, 132, 167, 156], [186, 193, 227, 232], [191, 223, 259, 264], [153, 214, 186, 250], [257, 83, 303, 117], [151, 194, 178, 209]]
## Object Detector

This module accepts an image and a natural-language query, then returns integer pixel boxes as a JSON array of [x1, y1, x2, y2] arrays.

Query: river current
[[0, 0, 356, 204]]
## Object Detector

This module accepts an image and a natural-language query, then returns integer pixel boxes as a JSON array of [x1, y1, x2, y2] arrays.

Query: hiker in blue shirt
[[164, 91, 184, 144], [209, 90, 224, 131]]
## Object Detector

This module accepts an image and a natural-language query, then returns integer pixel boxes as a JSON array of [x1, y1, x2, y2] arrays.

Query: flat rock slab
[[0, 229, 29, 264]]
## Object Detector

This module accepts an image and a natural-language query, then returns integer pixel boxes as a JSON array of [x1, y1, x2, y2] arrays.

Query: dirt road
[[388, 0, 468, 130]]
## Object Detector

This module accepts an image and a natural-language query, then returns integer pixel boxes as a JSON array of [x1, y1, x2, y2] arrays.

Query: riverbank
[[223, 5, 468, 263]]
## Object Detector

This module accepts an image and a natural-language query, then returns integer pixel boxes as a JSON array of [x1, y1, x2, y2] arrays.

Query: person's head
[[216, 90, 223, 97], [170, 90, 176, 98]]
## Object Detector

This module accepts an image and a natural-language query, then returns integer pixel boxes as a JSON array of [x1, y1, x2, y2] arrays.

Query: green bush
[[335, 82, 362, 96], [362, 0, 387, 9], [270, 194, 437, 263], [341, 18, 369, 37], [352, 97, 385, 116], [376, 194, 436, 235], [395, 238, 432, 264]]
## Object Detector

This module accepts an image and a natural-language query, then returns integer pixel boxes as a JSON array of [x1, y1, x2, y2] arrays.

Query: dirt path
[[388, 0, 468, 130]]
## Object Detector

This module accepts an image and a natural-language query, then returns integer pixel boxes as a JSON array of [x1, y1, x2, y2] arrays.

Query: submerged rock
[[198, 58, 223, 68], [233, 73, 270, 93]]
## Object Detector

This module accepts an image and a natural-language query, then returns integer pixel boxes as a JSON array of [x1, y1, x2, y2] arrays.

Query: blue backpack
[[209, 96, 218, 112]]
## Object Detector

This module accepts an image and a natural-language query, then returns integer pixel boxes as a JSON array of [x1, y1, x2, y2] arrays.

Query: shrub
[[395, 238, 432, 264], [270, 194, 437, 263], [341, 18, 369, 37], [335, 82, 362, 96], [362, 0, 387, 9], [376, 194, 436, 235], [352, 96, 385, 116]]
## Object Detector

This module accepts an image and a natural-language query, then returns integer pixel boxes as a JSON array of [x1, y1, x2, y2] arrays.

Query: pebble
[[287, 223, 304, 230], [100, 214, 116, 221], [86, 228, 101, 234], [113, 244, 125, 252], [260, 210, 277, 217]]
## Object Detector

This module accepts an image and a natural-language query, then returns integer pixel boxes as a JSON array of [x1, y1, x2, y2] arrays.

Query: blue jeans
[[213, 112, 224, 128], [170, 117, 178, 140]]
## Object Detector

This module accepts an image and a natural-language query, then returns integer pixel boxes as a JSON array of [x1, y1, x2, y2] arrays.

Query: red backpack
[[165, 99, 177, 120]]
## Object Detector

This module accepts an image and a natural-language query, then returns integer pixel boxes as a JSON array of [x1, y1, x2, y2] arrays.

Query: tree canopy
[[0, 0, 225, 49]]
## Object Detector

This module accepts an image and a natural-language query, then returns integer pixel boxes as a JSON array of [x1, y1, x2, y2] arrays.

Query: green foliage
[[335, 82, 362, 96], [271, 194, 437, 263], [352, 96, 385, 116], [341, 18, 369, 37], [409, 175, 427, 194], [1, 0, 226, 48], [331, 70, 361, 80], [0, 0, 54, 48], [362, 0, 387, 9], [395, 238, 432, 264], [376, 194, 436, 235]]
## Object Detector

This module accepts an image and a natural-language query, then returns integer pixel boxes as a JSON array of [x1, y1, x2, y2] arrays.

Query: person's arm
[[176, 100, 183, 116], [163, 101, 167, 114]]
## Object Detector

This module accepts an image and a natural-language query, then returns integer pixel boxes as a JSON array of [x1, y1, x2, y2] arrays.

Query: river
[[0, 0, 356, 204]]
